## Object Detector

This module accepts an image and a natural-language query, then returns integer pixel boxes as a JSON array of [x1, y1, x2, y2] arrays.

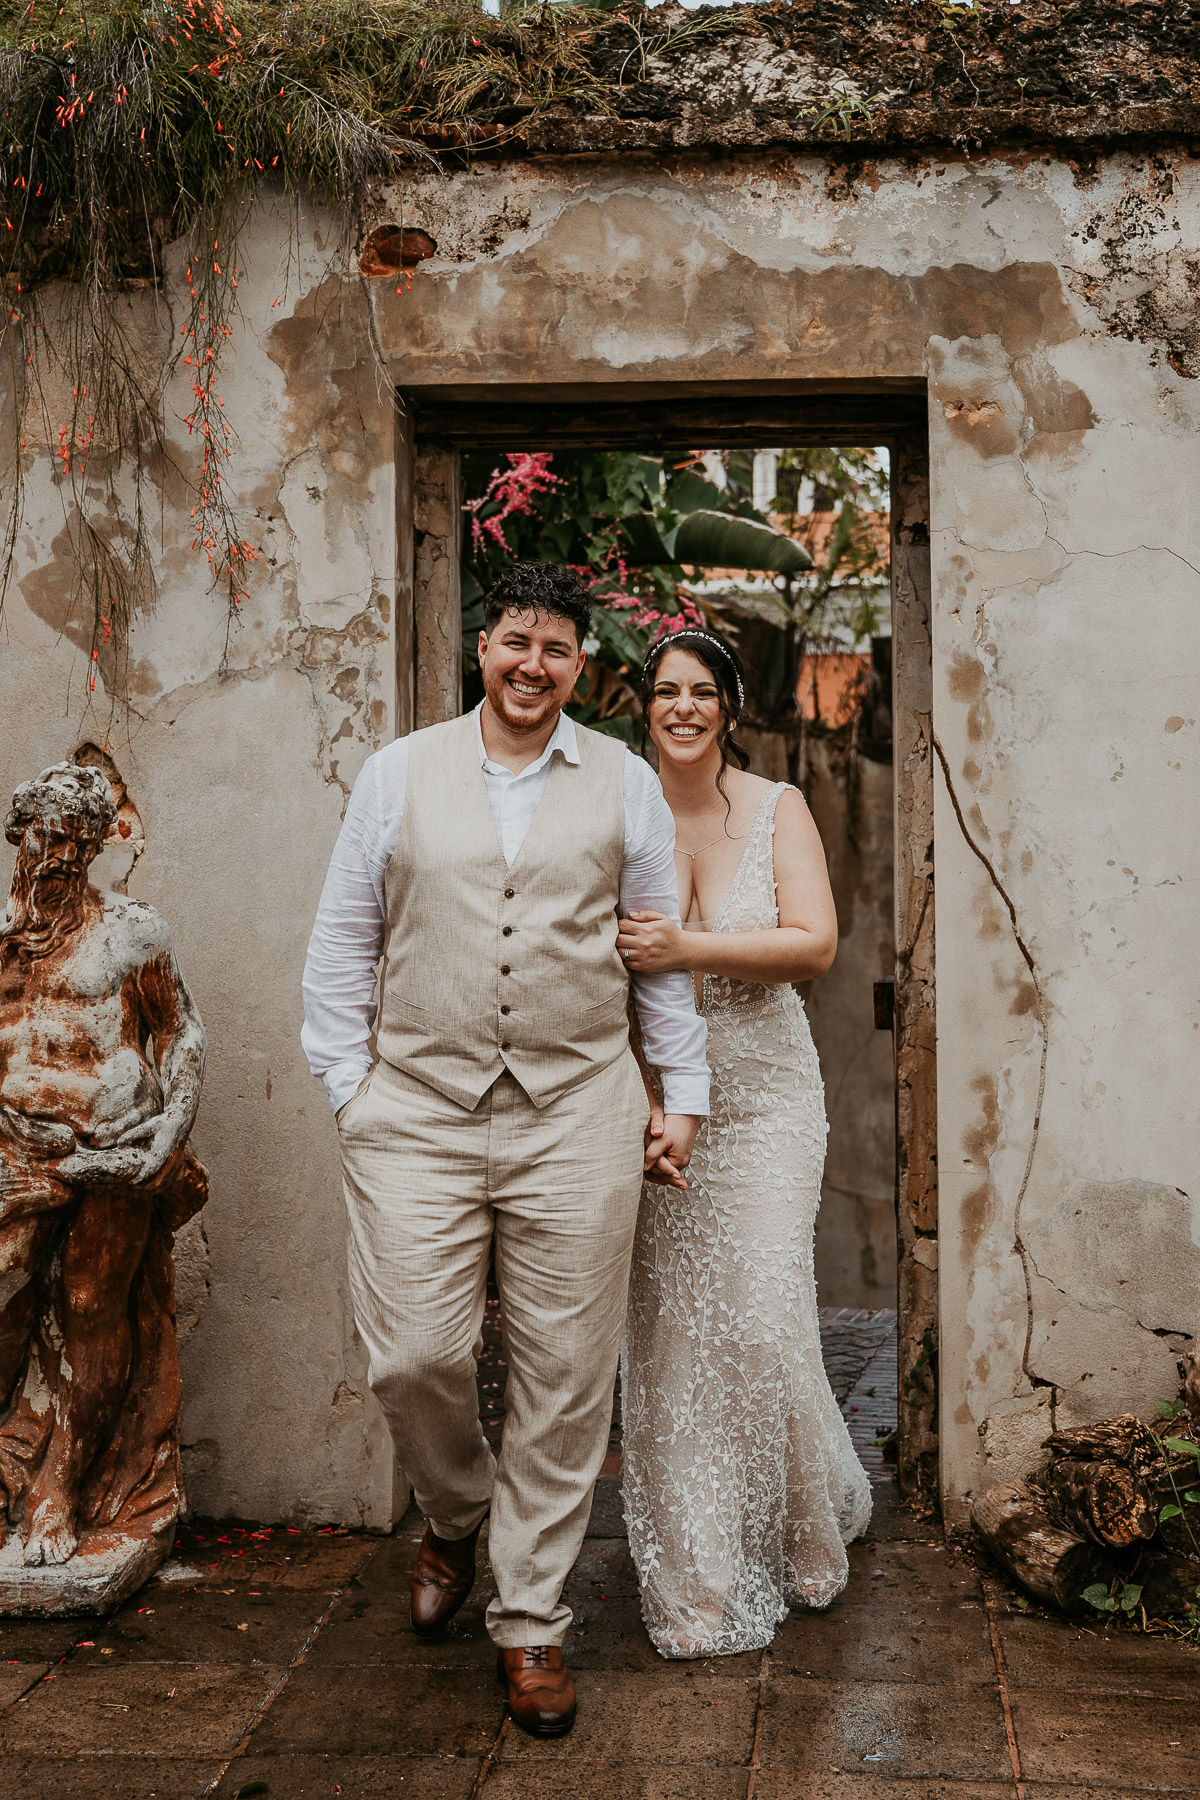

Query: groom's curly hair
[[482, 563, 592, 646]]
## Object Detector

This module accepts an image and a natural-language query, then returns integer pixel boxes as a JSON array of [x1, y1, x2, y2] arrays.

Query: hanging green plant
[[0, 0, 736, 702]]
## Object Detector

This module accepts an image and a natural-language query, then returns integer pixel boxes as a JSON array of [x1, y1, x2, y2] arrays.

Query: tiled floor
[[0, 1315, 1196, 1799]]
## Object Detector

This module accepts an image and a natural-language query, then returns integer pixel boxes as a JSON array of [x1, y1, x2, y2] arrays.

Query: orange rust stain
[[948, 650, 984, 703], [961, 1181, 993, 1253], [965, 1073, 1001, 1166]]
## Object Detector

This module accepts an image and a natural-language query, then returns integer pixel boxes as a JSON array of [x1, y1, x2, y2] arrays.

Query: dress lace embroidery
[[621, 782, 873, 1658]]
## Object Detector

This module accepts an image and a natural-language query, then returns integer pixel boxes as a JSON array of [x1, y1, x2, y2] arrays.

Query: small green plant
[[1157, 1430, 1200, 1557], [1165, 1585, 1200, 1646], [1082, 1579, 1144, 1619], [934, 0, 983, 24], [902, 1327, 937, 1391], [799, 84, 883, 142]]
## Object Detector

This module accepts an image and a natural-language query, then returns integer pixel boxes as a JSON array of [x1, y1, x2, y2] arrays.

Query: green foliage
[[461, 443, 890, 737], [1082, 1580, 1143, 1618], [799, 83, 884, 141], [0, 0, 730, 288], [1153, 1418, 1200, 1561]]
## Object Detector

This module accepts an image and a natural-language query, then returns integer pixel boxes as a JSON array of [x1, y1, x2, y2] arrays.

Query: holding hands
[[618, 910, 690, 974], [643, 1105, 698, 1190]]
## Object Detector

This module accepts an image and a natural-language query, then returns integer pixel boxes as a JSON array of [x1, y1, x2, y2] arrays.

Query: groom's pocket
[[578, 989, 629, 1034]]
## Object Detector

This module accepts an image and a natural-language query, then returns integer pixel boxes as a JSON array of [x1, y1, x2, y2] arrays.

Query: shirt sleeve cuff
[[324, 1058, 373, 1114], [661, 1074, 710, 1117]]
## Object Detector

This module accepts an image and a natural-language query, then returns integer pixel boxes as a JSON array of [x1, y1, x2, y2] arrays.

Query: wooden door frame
[[395, 381, 938, 1497]]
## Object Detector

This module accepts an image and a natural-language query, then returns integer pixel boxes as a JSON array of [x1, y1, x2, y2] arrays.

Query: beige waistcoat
[[377, 711, 630, 1110]]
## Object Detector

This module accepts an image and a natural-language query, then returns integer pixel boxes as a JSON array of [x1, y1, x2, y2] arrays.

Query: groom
[[302, 562, 708, 1735]]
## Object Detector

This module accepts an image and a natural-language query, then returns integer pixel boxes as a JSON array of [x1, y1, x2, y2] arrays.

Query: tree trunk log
[[1138, 1550, 1200, 1618], [1043, 1458, 1158, 1549], [1044, 1416, 1153, 1466], [972, 1482, 1114, 1610]]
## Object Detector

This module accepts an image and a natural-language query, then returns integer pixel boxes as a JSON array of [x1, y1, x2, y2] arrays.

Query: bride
[[617, 626, 872, 1659]]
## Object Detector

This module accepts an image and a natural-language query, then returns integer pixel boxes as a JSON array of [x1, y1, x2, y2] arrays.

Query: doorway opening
[[399, 384, 937, 1499]]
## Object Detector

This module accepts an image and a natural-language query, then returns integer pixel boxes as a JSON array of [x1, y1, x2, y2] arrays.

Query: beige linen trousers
[[338, 1053, 647, 1647]]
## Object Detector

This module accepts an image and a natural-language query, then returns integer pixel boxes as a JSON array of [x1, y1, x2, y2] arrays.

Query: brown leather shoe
[[496, 1645, 577, 1737], [409, 1516, 485, 1637]]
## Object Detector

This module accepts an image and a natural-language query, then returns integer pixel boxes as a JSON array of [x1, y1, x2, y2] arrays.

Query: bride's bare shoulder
[[726, 769, 775, 805]]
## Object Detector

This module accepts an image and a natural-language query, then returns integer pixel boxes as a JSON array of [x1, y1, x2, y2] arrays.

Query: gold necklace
[[676, 830, 746, 860]]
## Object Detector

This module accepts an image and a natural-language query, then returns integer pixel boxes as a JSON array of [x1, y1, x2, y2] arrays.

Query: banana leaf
[[621, 512, 678, 564], [673, 510, 813, 575], [663, 468, 725, 514]]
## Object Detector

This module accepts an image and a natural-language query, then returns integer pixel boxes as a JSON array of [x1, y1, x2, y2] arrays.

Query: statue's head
[[5, 765, 117, 945]]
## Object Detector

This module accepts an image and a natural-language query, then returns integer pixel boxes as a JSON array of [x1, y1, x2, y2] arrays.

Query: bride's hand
[[643, 1107, 693, 1190], [617, 911, 690, 973]]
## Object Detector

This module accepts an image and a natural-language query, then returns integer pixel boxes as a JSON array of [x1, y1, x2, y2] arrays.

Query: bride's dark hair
[[640, 628, 750, 808]]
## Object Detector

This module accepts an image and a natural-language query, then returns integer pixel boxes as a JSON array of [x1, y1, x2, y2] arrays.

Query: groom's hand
[[643, 1111, 700, 1189]]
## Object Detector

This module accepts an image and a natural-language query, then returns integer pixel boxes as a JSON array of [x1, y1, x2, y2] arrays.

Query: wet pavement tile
[[0, 1756, 220, 1798], [249, 1664, 505, 1757], [87, 1584, 333, 1665], [486, 1765, 751, 1798], [587, 1477, 628, 1539], [0, 1662, 45, 1706], [773, 1544, 994, 1687], [861, 1477, 941, 1545], [306, 1589, 498, 1670], [170, 1522, 375, 1591], [0, 1660, 283, 1757], [563, 1591, 685, 1672], [759, 1676, 1013, 1781], [1022, 1789, 1200, 1800], [210, 1751, 483, 1798], [0, 1617, 81, 1665], [1010, 1690, 1200, 1787], [497, 1667, 759, 1764], [754, 1780, 1016, 1800], [774, 1597, 993, 1689], [350, 1520, 425, 1597], [834, 1540, 987, 1608], [994, 1609, 1200, 1696]]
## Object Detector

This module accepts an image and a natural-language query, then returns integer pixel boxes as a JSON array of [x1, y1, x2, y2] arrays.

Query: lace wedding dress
[[621, 782, 872, 1658]]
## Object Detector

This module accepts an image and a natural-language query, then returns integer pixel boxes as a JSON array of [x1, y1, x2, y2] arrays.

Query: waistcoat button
[[504, 888, 515, 899], [500, 965, 511, 976], [502, 926, 513, 937], [500, 1041, 511, 1051], [500, 1004, 511, 1015]]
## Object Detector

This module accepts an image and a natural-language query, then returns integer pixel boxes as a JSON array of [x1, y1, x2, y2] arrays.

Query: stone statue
[[0, 762, 207, 1612]]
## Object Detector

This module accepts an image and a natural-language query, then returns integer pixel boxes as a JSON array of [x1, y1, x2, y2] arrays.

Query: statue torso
[[0, 889, 169, 1142]]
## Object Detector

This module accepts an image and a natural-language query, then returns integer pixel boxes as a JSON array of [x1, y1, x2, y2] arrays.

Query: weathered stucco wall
[[0, 199, 403, 1527], [742, 727, 897, 1312], [2, 138, 1198, 1522]]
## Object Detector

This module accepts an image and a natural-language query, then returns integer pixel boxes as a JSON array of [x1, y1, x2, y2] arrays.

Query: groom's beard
[[483, 671, 564, 737]]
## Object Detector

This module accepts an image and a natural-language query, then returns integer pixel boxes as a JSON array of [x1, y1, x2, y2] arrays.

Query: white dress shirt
[[301, 705, 710, 1116]]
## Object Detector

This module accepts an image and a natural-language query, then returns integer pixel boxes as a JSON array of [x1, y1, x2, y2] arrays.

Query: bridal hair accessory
[[652, 629, 745, 709]]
